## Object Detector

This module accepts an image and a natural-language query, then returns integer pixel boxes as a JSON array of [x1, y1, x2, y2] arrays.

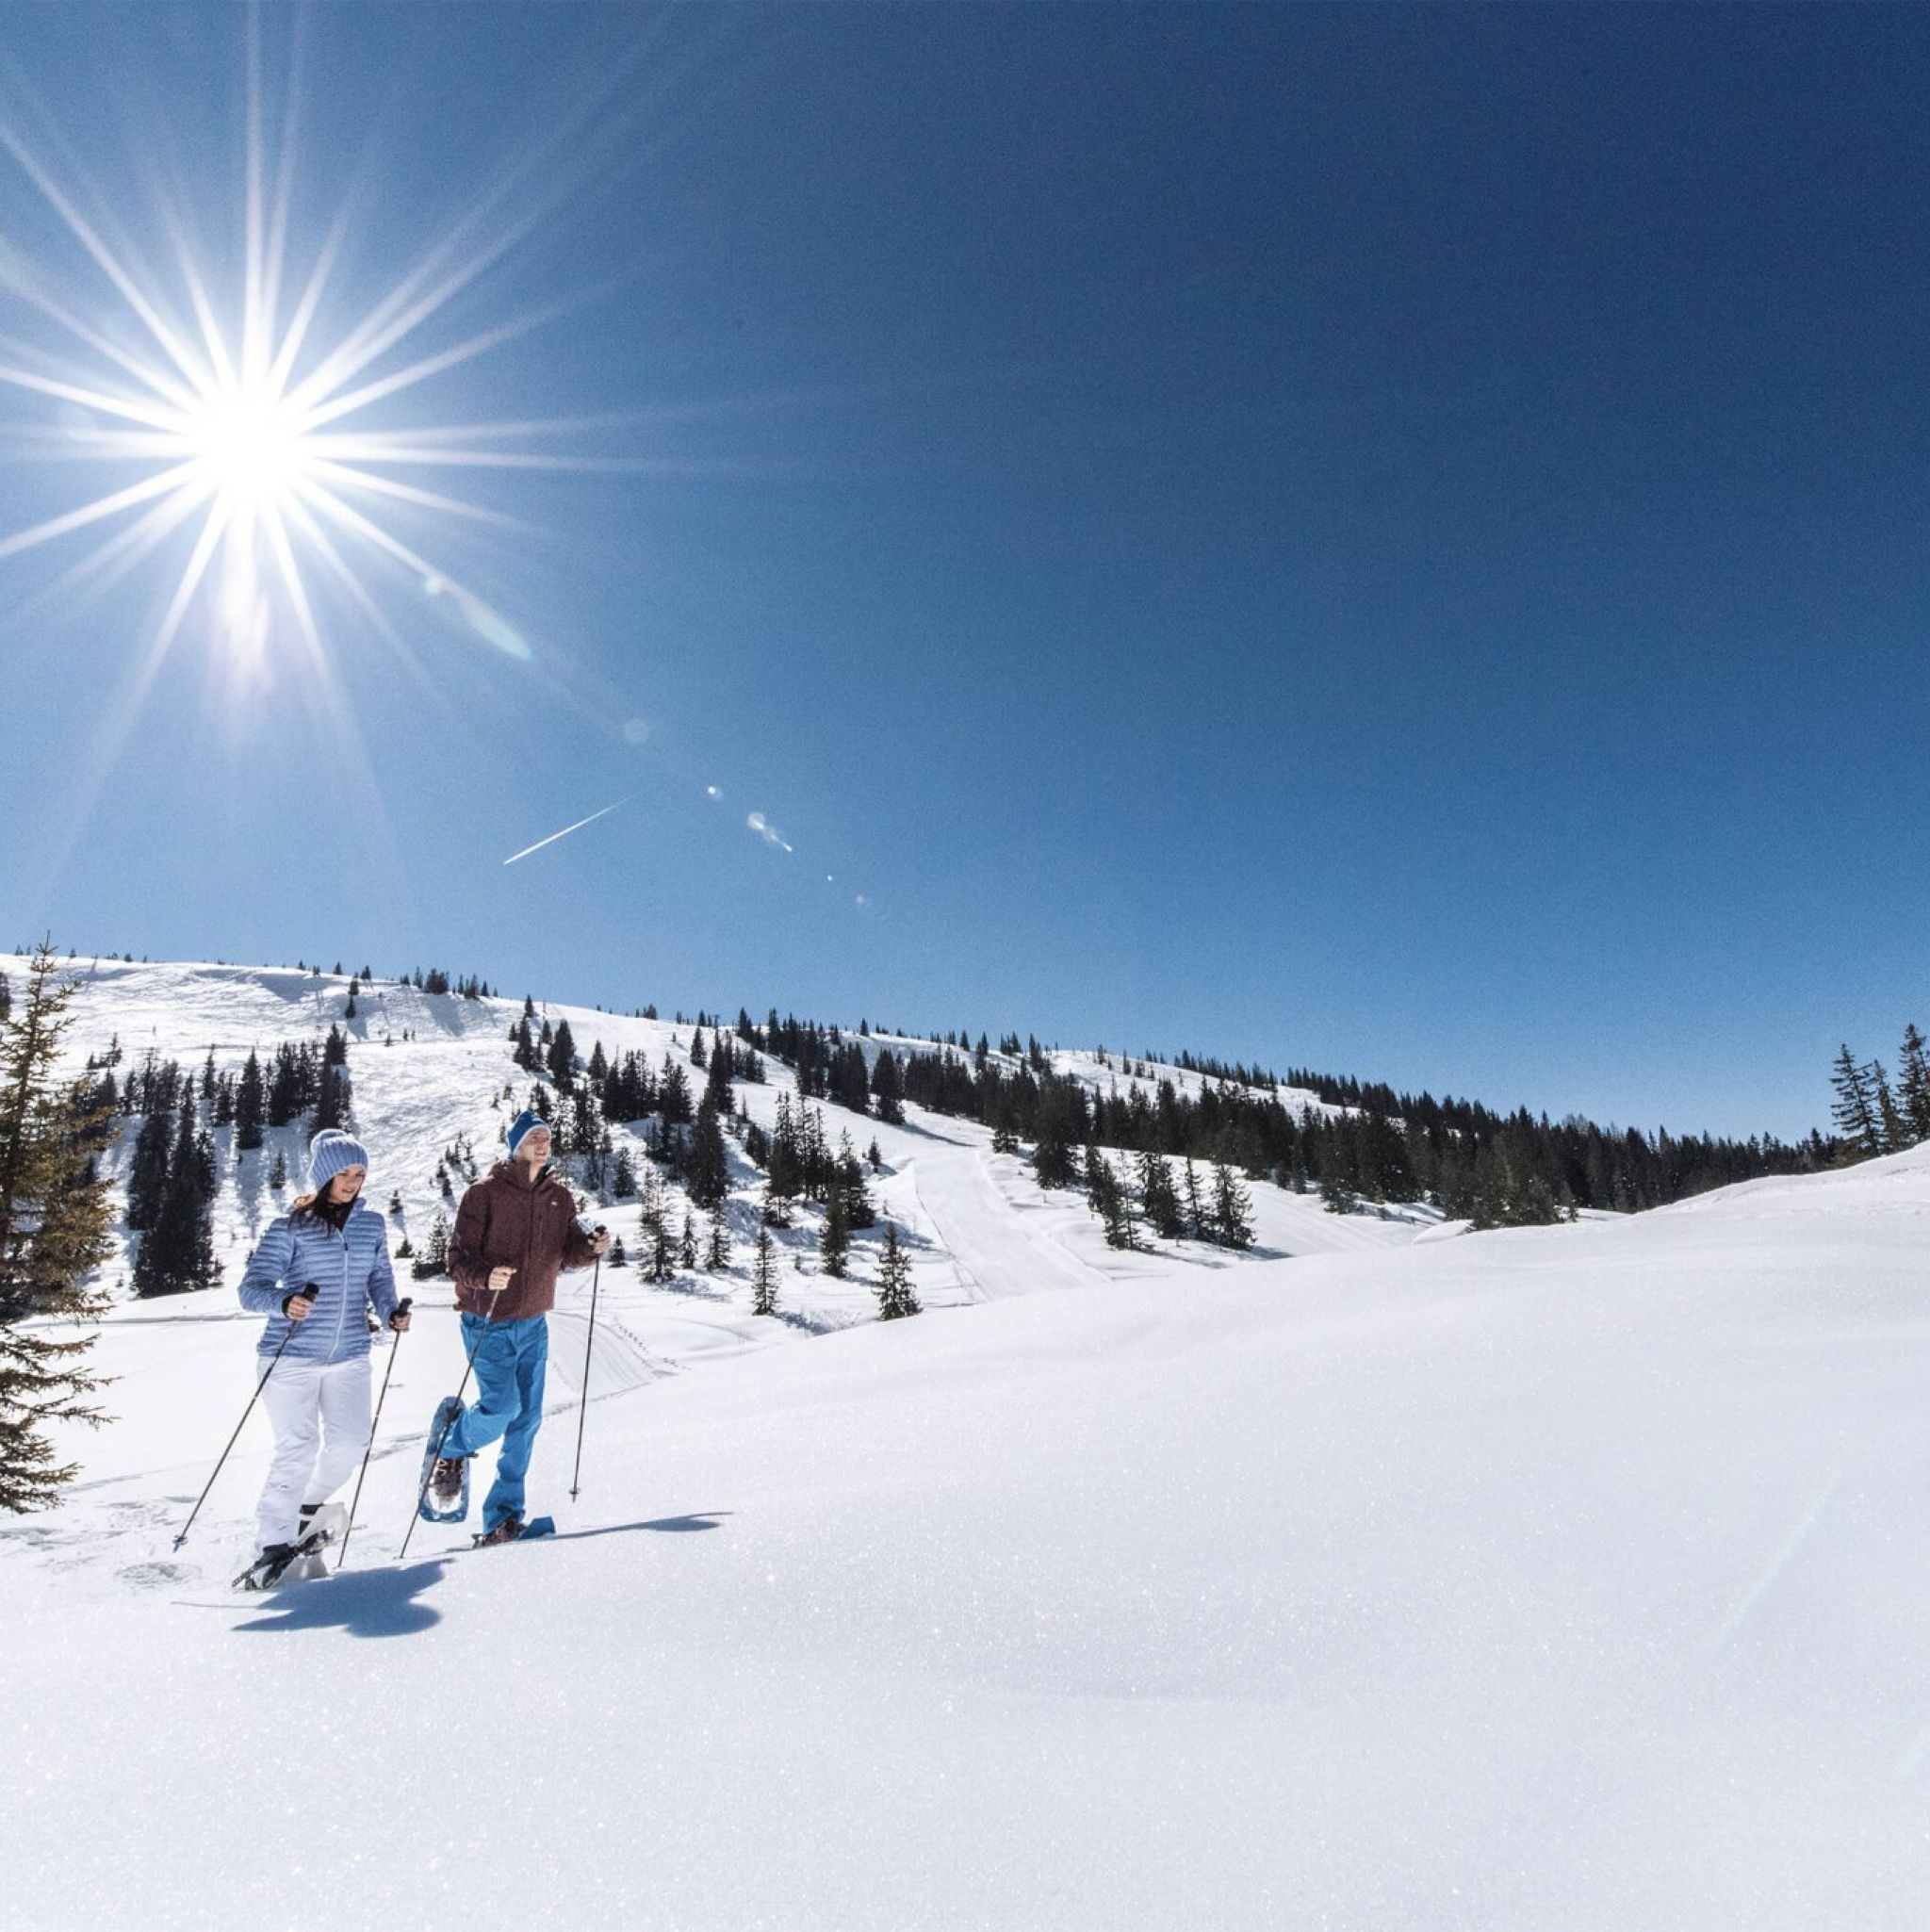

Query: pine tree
[[764, 1094, 803, 1220], [1088, 1153, 1137, 1250], [868, 1046, 906, 1123], [1898, 1023, 1930, 1146], [133, 1094, 221, 1297], [703, 1032, 734, 1115], [658, 1059, 694, 1129], [686, 1095, 730, 1209], [1874, 1062, 1909, 1158], [706, 1213, 731, 1271], [314, 1059, 352, 1132], [1137, 1149, 1184, 1239], [836, 1134, 875, 1229], [124, 1096, 174, 1233], [269, 1147, 288, 1190], [548, 1018, 578, 1090], [0, 946, 114, 1511], [1830, 1044, 1885, 1158], [875, 1222, 921, 1320], [679, 1211, 697, 1271], [412, 1213, 451, 1280], [1030, 1081, 1081, 1189], [751, 1226, 778, 1317], [819, 1181, 851, 1278], [1181, 1157, 1208, 1238], [1210, 1162, 1255, 1250]]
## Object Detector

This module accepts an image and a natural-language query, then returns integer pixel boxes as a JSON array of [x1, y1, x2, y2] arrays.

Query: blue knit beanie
[[506, 1109, 548, 1157], [308, 1128, 369, 1187]]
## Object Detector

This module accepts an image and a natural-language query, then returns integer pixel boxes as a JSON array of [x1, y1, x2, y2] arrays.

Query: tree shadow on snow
[[231, 1560, 449, 1639]]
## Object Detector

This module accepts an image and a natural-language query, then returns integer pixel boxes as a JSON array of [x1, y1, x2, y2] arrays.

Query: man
[[431, 1109, 609, 1543]]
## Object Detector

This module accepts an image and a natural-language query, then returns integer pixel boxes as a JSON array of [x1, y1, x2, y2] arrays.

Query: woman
[[237, 1127, 410, 1570]]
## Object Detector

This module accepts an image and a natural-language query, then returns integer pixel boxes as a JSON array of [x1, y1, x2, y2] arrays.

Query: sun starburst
[[0, 21, 646, 695]]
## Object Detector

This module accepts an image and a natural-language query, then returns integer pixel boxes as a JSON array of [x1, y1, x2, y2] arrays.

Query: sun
[[0, 25, 630, 685], [183, 380, 314, 517]]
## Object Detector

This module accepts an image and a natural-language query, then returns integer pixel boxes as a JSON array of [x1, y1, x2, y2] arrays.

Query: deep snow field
[[3, 959, 1927, 1931]]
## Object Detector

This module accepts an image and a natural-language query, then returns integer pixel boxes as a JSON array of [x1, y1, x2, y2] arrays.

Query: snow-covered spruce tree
[[648, 1204, 675, 1284], [1181, 1157, 1208, 1238], [548, 1020, 575, 1097], [875, 1222, 921, 1321], [836, 1133, 875, 1229], [123, 1084, 175, 1233], [750, 1226, 778, 1317], [1137, 1149, 1184, 1239], [133, 1099, 220, 1294], [679, 1211, 697, 1271], [412, 1213, 451, 1280], [869, 1047, 905, 1124], [686, 1095, 729, 1209], [1320, 1172, 1361, 1217], [819, 1180, 850, 1278], [1210, 1162, 1255, 1250], [705, 1212, 730, 1271], [313, 1060, 352, 1133], [0, 945, 114, 1513]]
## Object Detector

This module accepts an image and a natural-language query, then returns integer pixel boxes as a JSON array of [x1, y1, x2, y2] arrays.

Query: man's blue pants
[[444, 1313, 548, 1531]]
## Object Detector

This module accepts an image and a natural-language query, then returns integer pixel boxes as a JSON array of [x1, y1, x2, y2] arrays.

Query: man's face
[[327, 1164, 366, 1203], [519, 1126, 551, 1164]]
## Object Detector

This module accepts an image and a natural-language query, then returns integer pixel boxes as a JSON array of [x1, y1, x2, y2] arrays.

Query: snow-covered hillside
[[31, 955, 1426, 1322], [5, 958, 1926, 1929]]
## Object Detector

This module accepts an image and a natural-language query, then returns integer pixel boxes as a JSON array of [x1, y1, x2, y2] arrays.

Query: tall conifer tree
[[0, 945, 114, 1512]]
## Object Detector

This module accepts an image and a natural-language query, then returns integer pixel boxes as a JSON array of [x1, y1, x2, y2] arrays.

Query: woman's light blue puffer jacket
[[237, 1200, 400, 1364]]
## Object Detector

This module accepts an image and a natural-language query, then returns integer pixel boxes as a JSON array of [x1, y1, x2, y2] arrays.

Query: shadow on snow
[[231, 1559, 449, 1639]]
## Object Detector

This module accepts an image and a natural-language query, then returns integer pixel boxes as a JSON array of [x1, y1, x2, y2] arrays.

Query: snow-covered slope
[[29, 955, 1427, 1325], [5, 960, 1925, 1929]]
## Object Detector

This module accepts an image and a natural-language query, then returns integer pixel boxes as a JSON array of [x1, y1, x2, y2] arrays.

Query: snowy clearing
[[3, 960, 1924, 1929]]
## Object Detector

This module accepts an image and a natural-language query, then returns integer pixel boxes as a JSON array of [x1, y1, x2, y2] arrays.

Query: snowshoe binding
[[233, 1501, 347, 1591], [417, 1396, 471, 1524], [472, 1514, 555, 1548]]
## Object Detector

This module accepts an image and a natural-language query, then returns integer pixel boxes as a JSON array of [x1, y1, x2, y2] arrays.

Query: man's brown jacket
[[450, 1160, 597, 1321]]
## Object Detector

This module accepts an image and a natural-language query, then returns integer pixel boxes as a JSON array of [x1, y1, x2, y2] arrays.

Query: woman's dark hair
[[293, 1181, 355, 1233]]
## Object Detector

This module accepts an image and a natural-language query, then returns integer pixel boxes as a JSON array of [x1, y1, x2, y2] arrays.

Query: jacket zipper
[[331, 1224, 350, 1360]]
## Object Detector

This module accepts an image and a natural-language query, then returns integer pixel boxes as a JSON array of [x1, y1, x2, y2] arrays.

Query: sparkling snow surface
[[3, 961, 1925, 1930]]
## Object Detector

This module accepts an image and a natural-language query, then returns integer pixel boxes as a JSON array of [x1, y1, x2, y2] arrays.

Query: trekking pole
[[398, 1280, 504, 1561], [172, 1284, 318, 1551], [335, 1297, 412, 1571], [569, 1253, 604, 1503]]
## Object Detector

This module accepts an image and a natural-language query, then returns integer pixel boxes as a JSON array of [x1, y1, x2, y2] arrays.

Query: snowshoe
[[233, 1502, 347, 1591], [471, 1514, 555, 1548], [417, 1396, 470, 1524]]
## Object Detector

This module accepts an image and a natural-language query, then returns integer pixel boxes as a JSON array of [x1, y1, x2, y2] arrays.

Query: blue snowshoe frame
[[417, 1395, 471, 1523]]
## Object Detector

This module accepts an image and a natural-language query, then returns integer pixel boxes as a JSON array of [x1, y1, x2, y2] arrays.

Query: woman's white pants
[[254, 1355, 371, 1552]]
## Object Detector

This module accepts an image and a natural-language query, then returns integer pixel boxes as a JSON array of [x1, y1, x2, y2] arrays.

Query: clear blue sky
[[2, 3, 1924, 1140]]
